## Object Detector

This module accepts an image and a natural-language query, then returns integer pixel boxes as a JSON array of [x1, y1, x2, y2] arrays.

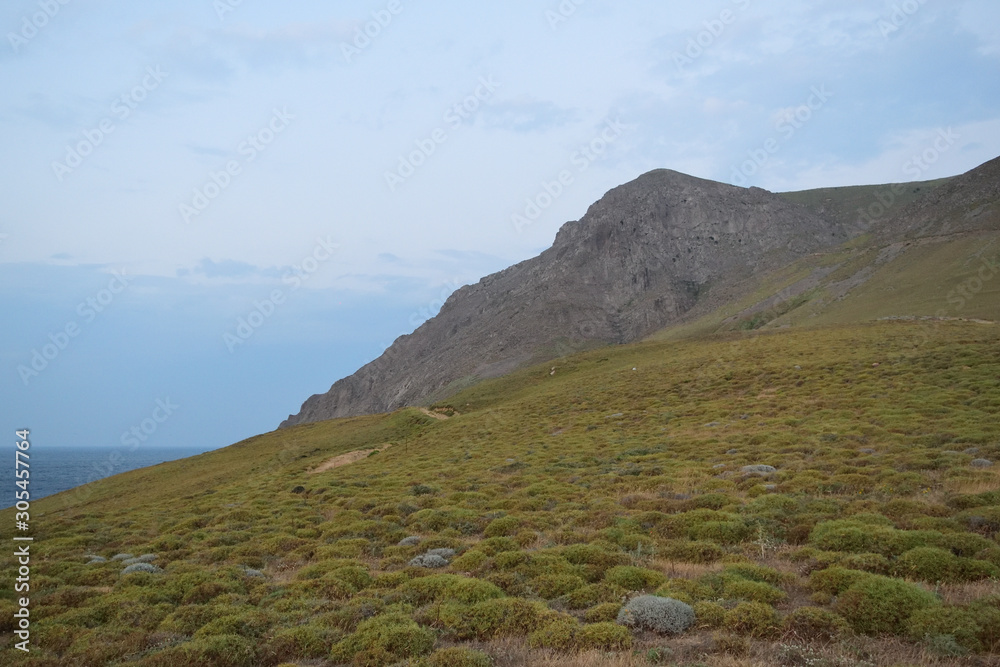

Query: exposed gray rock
[[281, 170, 851, 426]]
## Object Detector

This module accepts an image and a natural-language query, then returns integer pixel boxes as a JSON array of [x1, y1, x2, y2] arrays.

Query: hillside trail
[[309, 446, 390, 474], [307, 408, 453, 474], [419, 407, 455, 420]]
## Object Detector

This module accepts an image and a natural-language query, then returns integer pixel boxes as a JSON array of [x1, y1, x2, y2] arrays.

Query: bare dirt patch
[[309, 446, 391, 475]]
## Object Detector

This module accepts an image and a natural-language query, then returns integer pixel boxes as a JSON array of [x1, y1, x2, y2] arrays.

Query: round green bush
[[450, 550, 488, 572], [530, 574, 586, 599], [808, 567, 873, 596], [584, 602, 622, 623], [835, 575, 940, 635], [262, 624, 338, 662], [895, 547, 960, 583], [660, 539, 725, 563], [143, 634, 259, 667], [484, 516, 520, 538], [692, 601, 726, 629], [563, 583, 627, 610], [723, 602, 781, 638], [603, 566, 666, 591], [458, 597, 551, 639], [783, 606, 851, 640], [722, 563, 784, 585], [721, 578, 786, 605], [329, 613, 435, 664], [528, 616, 579, 650], [907, 606, 982, 653], [576, 622, 632, 650]]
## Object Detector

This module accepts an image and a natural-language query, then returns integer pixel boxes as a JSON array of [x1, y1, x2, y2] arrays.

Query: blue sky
[[2, 0, 999, 458]]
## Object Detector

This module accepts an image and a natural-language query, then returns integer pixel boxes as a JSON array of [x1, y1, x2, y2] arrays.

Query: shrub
[[458, 598, 551, 639], [604, 566, 666, 591], [585, 603, 622, 623], [837, 552, 890, 575], [450, 550, 488, 572], [721, 578, 787, 605], [783, 607, 851, 640], [616, 595, 694, 635], [563, 583, 627, 610], [398, 574, 504, 605], [907, 606, 982, 653], [576, 622, 633, 650], [262, 624, 337, 662], [692, 601, 726, 628], [329, 613, 435, 664], [722, 563, 785, 585], [835, 574, 940, 635], [896, 547, 960, 582], [530, 574, 586, 599], [477, 537, 521, 557], [143, 634, 258, 667], [484, 516, 520, 538], [723, 601, 781, 638], [425, 647, 493, 667], [194, 609, 275, 638], [808, 567, 873, 596], [691, 521, 752, 545], [660, 539, 725, 563], [329, 566, 373, 590], [528, 616, 579, 650]]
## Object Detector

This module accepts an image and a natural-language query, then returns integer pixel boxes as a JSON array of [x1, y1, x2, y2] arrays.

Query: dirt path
[[309, 445, 391, 475], [419, 407, 454, 420]]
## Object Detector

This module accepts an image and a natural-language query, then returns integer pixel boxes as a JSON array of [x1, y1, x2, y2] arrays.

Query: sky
[[2, 0, 999, 463]]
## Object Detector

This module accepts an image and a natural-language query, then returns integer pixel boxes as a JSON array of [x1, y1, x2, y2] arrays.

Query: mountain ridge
[[281, 168, 858, 427]]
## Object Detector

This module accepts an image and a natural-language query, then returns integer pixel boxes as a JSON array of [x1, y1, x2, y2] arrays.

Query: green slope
[[4, 319, 1000, 665]]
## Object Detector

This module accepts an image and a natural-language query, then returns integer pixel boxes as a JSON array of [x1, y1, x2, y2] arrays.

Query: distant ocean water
[[6, 446, 209, 509]]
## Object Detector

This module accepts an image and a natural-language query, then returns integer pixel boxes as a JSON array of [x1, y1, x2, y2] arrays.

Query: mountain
[[283, 157, 999, 428], [281, 170, 855, 427]]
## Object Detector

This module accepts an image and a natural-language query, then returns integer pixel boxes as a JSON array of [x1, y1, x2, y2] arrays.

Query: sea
[[6, 446, 209, 509]]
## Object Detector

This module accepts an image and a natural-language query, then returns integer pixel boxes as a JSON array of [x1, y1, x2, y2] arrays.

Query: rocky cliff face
[[280, 169, 854, 427]]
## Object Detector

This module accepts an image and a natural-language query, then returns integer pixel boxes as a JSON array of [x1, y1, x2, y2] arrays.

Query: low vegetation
[[3, 320, 1000, 665]]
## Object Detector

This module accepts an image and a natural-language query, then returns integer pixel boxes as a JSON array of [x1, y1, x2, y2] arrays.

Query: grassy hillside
[[4, 320, 1000, 666]]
